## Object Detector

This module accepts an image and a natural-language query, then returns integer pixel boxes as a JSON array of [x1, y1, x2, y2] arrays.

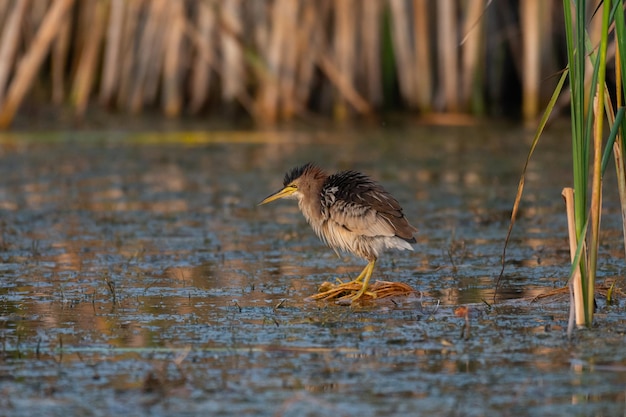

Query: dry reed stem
[[116, 0, 136, 109], [318, 55, 372, 116], [51, 5, 70, 104], [532, 283, 624, 302], [72, 0, 106, 117], [256, 0, 287, 124], [294, 1, 327, 112], [277, 0, 299, 119], [99, 0, 124, 107], [0, 0, 29, 105], [389, 0, 415, 108], [562, 187, 585, 326], [183, 7, 254, 116], [27, 0, 51, 44], [308, 280, 417, 302], [361, 1, 382, 105], [413, 0, 432, 111], [333, 0, 356, 120], [219, 0, 244, 103], [608, 79, 626, 260], [189, 1, 214, 114], [0, 1, 11, 23], [162, 0, 185, 118], [0, 0, 75, 129], [139, 0, 167, 109], [539, 2, 555, 91], [437, 0, 459, 112], [588, 0, 604, 57], [461, 0, 484, 111], [520, 0, 540, 123], [292, 2, 314, 107], [127, 0, 162, 113], [0, 0, 563, 126]]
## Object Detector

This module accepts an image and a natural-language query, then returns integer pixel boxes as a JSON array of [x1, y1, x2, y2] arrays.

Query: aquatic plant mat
[[531, 282, 624, 303], [307, 280, 418, 303]]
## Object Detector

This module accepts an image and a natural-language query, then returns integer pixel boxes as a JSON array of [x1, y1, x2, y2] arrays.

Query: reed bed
[[0, 0, 580, 127], [498, 0, 625, 333]]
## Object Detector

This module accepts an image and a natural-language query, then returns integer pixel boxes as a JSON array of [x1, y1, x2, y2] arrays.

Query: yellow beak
[[258, 186, 296, 205]]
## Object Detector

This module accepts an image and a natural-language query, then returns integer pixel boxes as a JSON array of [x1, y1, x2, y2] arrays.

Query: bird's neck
[[297, 184, 324, 231], [298, 194, 322, 224]]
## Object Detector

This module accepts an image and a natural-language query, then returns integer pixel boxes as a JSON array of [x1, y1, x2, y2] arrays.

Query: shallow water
[[1, 122, 625, 416]]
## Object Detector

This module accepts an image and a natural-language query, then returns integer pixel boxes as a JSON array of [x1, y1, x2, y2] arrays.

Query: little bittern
[[259, 163, 417, 302]]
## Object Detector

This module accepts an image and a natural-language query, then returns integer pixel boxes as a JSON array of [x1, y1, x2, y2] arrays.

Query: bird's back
[[318, 170, 417, 259]]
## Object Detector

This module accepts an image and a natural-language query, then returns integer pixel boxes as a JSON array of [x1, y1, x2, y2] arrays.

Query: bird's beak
[[258, 186, 296, 205]]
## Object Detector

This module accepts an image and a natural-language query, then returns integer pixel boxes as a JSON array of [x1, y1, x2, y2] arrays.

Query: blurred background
[[0, 0, 608, 129]]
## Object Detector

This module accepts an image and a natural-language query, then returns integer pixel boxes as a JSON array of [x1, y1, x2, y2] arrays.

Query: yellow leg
[[352, 263, 370, 283], [351, 260, 376, 301], [337, 262, 369, 285]]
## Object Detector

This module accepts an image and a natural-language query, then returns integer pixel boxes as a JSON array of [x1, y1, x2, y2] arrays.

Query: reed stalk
[[555, 0, 622, 327], [613, 1, 626, 258], [0, 0, 75, 128], [219, 0, 244, 105], [277, 0, 299, 119], [256, 0, 288, 124], [0, 0, 29, 105], [361, 0, 382, 106], [389, 0, 415, 108], [293, 1, 319, 111], [413, 0, 432, 112], [562, 187, 586, 327], [0, 1, 11, 23], [436, 0, 459, 112], [130, 0, 166, 113], [72, 0, 106, 117], [499, 0, 626, 331], [51, 5, 70, 104], [162, 0, 185, 118], [116, 0, 141, 110], [587, 1, 611, 324], [188, 1, 214, 114], [99, 0, 124, 107], [460, 0, 484, 114], [333, 0, 356, 120], [520, 0, 541, 123]]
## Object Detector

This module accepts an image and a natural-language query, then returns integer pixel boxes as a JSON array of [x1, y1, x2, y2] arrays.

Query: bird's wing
[[323, 171, 416, 240], [329, 199, 396, 237]]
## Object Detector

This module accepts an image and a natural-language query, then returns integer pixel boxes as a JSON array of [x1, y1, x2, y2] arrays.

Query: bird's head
[[259, 163, 326, 205]]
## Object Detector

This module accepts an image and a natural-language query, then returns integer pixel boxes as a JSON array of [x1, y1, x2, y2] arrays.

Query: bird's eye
[[290, 184, 297, 189]]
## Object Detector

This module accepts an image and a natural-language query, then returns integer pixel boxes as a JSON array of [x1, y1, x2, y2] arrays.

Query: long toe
[[350, 283, 376, 302]]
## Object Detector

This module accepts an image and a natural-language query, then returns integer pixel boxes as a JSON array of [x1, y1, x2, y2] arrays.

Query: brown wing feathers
[[324, 170, 417, 243]]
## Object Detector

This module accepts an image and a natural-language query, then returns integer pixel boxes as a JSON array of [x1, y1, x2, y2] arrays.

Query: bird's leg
[[350, 260, 376, 301], [348, 263, 369, 283], [335, 262, 367, 285]]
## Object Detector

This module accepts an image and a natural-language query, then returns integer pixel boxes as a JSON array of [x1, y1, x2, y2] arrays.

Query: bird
[[259, 163, 417, 302]]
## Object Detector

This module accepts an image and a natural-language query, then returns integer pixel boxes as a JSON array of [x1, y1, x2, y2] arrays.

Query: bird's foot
[[309, 280, 371, 302], [335, 277, 363, 286], [335, 289, 376, 306], [351, 285, 376, 301]]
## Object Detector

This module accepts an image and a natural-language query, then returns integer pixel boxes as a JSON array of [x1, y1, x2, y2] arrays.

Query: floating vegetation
[[531, 283, 625, 304], [307, 279, 418, 303]]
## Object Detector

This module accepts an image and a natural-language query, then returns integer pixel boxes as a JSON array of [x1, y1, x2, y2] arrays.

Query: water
[[0, 122, 625, 416]]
